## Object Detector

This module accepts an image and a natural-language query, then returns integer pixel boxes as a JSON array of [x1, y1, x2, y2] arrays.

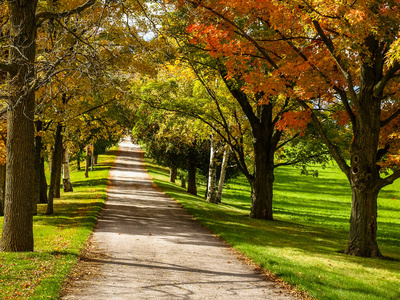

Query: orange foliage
[[276, 110, 312, 136], [180, 0, 400, 172]]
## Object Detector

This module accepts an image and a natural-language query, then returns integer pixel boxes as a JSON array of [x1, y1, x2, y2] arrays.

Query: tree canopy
[[0, 0, 399, 258]]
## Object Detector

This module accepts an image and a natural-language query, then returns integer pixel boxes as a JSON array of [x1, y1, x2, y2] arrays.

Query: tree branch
[[373, 62, 400, 97], [378, 169, 400, 189], [298, 99, 350, 179], [64, 98, 117, 123], [381, 107, 400, 127], [274, 151, 330, 168], [36, 0, 96, 26], [312, 20, 359, 109], [276, 133, 300, 150]]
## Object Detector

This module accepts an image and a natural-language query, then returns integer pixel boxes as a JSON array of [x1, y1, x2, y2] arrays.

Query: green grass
[[0, 149, 117, 299], [144, 158, 400, 300]]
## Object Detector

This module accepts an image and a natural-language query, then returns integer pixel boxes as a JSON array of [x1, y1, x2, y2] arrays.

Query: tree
[[153, 6, 334, 221], [216, 144, 231, 203], [178, 0, 400, 257], [206, 133, 219, 203], [0, 0, 96, 252], [132, 99, 209, 196]]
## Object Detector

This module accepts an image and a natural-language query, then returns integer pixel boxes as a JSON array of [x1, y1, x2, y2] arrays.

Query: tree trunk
[[48, 144, 53, 175], [341, 52, 383, 258], [94, 154, 98, 165], [187, 163, 197, 195], [345, 186, 381, 257], [216, 146, 230, 203], [47, 123, 63, 215], [77, 154, 81, 170], [85, 146, 90, 178], [248, 104, 278, 220], [33, 120, 43, 215], [344, 87, 382, 257], [169, 166, 177, 183], [63, 148, 73, 192], [91, 152, 95, 171], [206, 135, 218, 203], [180, 174, 186, 189], [54, 128, 63, 199], [39, 156, 48, 204], [249, 162, 274, 220], [0, 164, 5, 216], [1, 0, 37, 252]]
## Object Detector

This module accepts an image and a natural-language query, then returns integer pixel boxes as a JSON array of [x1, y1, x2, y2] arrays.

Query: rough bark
[[0, 164, 5, 216], [345, 185, 380, 257], [1, 0, 37, 252], [343, 51, 383, 257], [248, 104, 280, 220], [187, 163, 197, 195], [62, 148, 73, 192], [249, 127, 275, 220], [47, 123, 63, 215], [169, 167, 177, 183], [206, 135, 218, 203], [216, 146, 231, 203]]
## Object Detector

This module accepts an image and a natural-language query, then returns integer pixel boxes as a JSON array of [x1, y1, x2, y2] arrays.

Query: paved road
[[62, 139, 296, 299]]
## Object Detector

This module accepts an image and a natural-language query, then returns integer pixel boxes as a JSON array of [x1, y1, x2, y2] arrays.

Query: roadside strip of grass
[[0, 149, 117, 299], [144, 156, 400, 300]]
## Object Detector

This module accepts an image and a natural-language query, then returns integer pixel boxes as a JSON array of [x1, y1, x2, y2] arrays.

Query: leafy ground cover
[[0, 150, 117, 299], [144, 157, 400, 300]]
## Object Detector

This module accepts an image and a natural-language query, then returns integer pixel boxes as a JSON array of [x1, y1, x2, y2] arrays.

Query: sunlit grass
[[144, 158, 400, 300], [0, 149, 117, 299]]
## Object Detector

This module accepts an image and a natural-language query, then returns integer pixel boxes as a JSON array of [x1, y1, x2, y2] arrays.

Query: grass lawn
[[0, 149, 117, 299], [144, 158, 400, 300]]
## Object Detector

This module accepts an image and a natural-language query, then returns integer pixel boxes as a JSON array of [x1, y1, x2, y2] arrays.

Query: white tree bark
[[63, 147, 73, 192], [216, 145, 231, 203], [206, 135, 218, 203]]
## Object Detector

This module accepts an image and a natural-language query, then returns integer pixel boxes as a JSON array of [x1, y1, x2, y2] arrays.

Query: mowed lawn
[[144, 158, 400, 300], [0, 149, 117, 299]]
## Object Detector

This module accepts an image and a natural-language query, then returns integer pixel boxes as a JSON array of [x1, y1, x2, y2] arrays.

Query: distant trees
[[132, 102, 209, 195]]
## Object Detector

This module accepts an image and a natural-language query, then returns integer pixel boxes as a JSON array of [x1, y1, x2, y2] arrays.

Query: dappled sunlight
[[63, 141, 290, 299]]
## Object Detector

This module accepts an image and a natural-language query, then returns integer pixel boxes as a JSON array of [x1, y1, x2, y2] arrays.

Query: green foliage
[[0, 150, 116, 299], [144, 157, 400, 300]]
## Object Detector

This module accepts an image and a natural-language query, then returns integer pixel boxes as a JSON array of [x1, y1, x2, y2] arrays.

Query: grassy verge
[[0, 149, 117, 299], [144, 157, 400, 300]]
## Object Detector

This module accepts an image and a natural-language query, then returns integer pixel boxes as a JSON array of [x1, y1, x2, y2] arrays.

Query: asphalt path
[[61, 139, 296, 299]]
